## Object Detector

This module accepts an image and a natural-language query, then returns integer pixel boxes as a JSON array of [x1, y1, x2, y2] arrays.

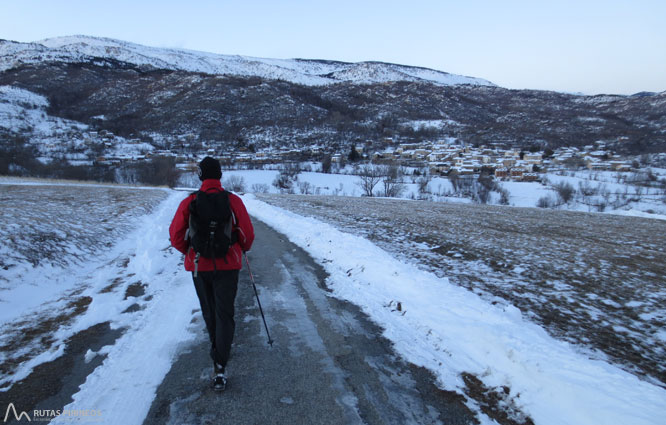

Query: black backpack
[[188, 190, 236, 260]]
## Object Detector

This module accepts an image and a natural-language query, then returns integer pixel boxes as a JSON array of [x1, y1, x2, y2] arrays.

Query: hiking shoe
[[213, 362, 226, 391], [213, 373, 227, 392]]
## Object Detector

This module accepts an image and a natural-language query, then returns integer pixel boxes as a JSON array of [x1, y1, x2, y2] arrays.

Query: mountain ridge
[[1, 35, 495, 88]]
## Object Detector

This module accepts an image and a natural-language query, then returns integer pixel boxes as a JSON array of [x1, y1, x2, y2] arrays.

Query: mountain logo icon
[[3, 403, 31, 422]]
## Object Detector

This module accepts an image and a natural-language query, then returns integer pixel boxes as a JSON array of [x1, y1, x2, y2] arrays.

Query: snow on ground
[[1, 178, 664, 424], [181, 167, 666, 220], [0, 181, 200, 424], [243, 195, 666, 425]]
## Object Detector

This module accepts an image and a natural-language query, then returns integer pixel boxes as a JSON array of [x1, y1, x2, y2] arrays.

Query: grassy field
[[0, 183, 169, 387], [255, 193, 666, 387]]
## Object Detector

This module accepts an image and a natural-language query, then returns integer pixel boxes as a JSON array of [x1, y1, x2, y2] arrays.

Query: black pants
[[192, 270, 239, 369]]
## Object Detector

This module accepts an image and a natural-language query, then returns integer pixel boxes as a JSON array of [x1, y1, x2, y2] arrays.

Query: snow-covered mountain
[[0, 35, 495, 87], [1, 34, 664, 158]]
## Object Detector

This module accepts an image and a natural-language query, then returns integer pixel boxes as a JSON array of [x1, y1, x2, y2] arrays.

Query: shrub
[[224, 175, 246, 193], [251, 183, 269, 193], [298, 181, 314, 195], [554, 181, 575, 204], [537, 195, 554, 208], [272, 173, 293, 191], [498, 187, 510, 205], [272, 163, 301, 192]]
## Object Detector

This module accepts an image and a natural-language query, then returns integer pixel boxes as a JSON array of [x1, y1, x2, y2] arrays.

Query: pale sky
[[2, 0, 665, 95]]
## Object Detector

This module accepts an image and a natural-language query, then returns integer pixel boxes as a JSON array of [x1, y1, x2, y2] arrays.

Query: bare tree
[[380, 164, 405, 197], [448, 170, 460, 193], [356, 164, 383, 197], [417, 175, 431, 194], [474, 184, 491, 204], [321, 155, 332, 174]]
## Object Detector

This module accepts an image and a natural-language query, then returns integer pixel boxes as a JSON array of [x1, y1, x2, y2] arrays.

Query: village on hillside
[[361, 139, 633, 181], [79, 128, 643, 182]]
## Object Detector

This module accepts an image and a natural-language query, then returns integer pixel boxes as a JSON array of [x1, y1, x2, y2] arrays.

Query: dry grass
[[256, 193, 666, 386]]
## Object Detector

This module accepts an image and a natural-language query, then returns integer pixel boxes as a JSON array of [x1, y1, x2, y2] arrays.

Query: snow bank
[[51, 191, 200, 425], [243, 195, 666, 425]]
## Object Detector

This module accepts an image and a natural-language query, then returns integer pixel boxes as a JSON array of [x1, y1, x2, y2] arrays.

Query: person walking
[[169, 157, 254, 391]]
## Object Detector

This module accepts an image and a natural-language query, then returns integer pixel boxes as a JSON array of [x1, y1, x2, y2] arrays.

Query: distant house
[[504, 150, 520, 158], [411, 149, 430, 160], [427, 151, 447, 162], [522, 173, 539, 182], [523, 153, 543, 164], [495, 168, 509, 179], [372, 149, 396, 161], [459, 160, 481, 174], [429, 163, 450, 175], [610, 161, 632, 172], [502, 158, 517, 168], [588, 150, 608, 159], [586, 158, 608, 171]]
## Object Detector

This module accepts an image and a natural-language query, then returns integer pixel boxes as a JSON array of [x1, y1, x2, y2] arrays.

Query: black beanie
[[198, 156, 222, 181]]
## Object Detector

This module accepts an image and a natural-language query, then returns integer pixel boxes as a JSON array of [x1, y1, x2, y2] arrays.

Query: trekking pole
[[244, 253, 274, 347]]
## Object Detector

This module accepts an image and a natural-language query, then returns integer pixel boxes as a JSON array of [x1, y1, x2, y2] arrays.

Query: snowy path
[[143, 219, 476, 425]]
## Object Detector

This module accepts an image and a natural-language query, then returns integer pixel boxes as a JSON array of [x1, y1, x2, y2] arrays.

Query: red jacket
[[169, 179, 254, 271]]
